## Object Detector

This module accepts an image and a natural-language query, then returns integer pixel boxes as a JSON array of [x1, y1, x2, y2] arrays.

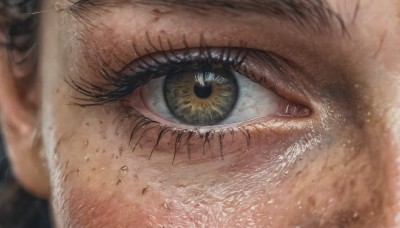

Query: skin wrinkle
[[374, 30, 388, 59]]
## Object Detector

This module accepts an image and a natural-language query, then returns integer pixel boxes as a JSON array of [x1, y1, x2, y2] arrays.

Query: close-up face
[[1, 0, 400, 227]]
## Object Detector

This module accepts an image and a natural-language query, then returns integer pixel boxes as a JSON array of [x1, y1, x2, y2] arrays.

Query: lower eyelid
[[114, 106, 309, 164]]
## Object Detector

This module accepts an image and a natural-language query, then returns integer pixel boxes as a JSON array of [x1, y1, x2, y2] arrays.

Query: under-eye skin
[[69, 45, 312, 162]]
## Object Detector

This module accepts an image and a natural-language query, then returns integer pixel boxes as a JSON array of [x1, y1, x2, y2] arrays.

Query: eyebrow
[[67, 0, 348, 35]]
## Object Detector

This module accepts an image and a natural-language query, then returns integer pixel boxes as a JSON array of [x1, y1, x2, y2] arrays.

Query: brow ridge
[[67, 0, 348, 35]]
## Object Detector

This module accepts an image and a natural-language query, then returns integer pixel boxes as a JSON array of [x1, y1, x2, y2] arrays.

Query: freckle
[[102, 149, 106, 153], [98, 120, 103, 124], [120, 166, 129, 175], [76, 169, 80, 173], [95, 148, 99, 153], [85, 156, 90, 162], [332, 179, 339, 188], [116, 179, 122, 186], [308, 196, 316, 206], [85, 122, 90, 126], [92, 168, 97, 171], [350, 179, 356, 187], [56, 88, 60, 93], [142, 186, 149, 195], [86, 177, 91, 182]]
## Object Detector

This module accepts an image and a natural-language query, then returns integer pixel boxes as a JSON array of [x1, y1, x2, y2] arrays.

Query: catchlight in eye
[[164, 68, 239, 126]]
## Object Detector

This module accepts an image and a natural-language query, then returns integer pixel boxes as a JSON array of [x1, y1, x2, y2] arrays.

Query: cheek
[[43, 116, 386, 228], [42, 77, 390, 227]]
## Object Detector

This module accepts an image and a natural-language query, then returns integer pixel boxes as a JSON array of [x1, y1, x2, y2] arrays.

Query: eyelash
[[69, 38, 302, 163]]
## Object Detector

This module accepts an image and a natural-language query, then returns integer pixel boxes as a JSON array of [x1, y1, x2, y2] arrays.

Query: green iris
[[164, 68, 239, 126]]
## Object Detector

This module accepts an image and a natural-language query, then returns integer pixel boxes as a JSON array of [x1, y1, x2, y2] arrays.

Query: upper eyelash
[[68, 46, 252, 106]]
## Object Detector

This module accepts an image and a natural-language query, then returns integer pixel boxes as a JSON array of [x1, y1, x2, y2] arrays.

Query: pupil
[[194, 84, 212, 99]]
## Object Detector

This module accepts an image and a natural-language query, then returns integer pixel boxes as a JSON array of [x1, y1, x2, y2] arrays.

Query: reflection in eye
[[163, 68, 239, 126], [70, 46, 312, 161]]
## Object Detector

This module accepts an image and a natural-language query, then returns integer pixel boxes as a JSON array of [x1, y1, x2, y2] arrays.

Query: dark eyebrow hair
[[67, 0, 348, 35]]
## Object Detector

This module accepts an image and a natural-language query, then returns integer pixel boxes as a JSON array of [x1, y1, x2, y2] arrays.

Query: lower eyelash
[[115, 105, 253, 163]]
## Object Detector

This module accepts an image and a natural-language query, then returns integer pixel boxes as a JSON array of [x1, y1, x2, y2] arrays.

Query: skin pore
[[1, 0, 400, 227]]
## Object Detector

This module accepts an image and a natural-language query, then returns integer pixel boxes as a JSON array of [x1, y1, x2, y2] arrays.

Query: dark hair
[[0, 0, 51, 227]]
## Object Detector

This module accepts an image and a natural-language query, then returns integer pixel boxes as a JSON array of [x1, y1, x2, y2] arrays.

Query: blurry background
[[0, 135, 4, 158]]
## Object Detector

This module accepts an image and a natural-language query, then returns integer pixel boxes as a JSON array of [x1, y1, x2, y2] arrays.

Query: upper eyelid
[[68, 47, 254, 106], [68, 45, 315, 116]]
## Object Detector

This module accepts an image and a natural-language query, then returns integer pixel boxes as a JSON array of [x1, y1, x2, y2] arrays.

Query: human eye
[[69, 40, 312, 163], [137, 48, 310, 127]]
